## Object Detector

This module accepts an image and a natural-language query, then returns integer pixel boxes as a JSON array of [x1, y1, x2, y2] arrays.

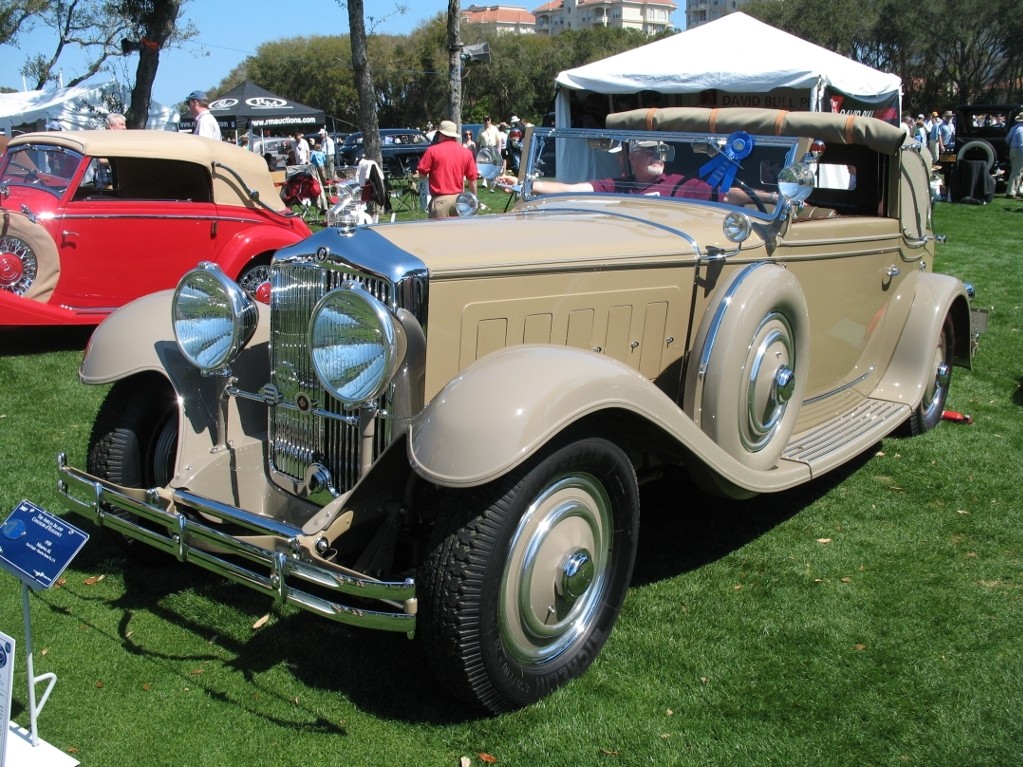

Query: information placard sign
[[0, 501, 89, 590], [0, 630, 14, 767]]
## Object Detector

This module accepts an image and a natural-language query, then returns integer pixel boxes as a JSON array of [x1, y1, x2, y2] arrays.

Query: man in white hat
[[416, 119, 478, 218], [1006, 112, 1023, 199]]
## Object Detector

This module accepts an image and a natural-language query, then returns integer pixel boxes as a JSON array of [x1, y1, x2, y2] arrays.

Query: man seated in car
[[496, 140, 776, 206]]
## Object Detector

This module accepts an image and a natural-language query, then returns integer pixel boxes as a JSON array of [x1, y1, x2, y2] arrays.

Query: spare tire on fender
[[956, 140, 996, 174], [0, 209, 60, 302], [683, 262, 810, 472]]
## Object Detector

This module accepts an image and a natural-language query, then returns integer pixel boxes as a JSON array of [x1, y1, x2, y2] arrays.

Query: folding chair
[[387, 173, 420, 215], [281, 164, 327, 222]]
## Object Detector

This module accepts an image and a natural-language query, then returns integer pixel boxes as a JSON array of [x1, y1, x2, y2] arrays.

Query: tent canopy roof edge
[[555, 13, 901, 120]]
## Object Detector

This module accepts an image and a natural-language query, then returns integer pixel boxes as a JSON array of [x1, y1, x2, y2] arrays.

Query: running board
[[783, 399, 910, 477]]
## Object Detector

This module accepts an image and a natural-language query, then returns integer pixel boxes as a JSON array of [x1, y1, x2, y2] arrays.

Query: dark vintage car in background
[[336, 128, 431, 177], [57, 108, 978, 714], [0, 130, 312, 325], [937, 103, 1023, 194]]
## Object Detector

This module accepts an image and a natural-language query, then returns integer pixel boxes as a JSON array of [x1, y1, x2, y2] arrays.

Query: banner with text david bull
[[824, 86, 902, 125]]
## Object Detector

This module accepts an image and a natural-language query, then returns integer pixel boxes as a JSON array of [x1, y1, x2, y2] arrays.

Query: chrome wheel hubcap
[[500, 473, 612, 665]]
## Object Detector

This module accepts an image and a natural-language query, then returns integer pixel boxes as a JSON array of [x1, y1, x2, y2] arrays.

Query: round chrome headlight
[[309, 282, 404, 406], [173, 263, 258, 372]]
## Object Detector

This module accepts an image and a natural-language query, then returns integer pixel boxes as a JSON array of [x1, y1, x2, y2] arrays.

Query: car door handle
[[62, 230, 79, 238], [886, 266, 901, 278]]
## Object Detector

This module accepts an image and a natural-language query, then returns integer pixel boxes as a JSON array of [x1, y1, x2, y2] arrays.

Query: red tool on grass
[[941, 410, 973, 425]]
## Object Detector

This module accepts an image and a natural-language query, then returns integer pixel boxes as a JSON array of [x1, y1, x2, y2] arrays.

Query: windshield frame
[[518, 126, 801, 219]]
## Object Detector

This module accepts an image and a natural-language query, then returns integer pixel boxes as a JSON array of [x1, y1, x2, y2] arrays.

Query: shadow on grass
[[62, 517, 477, 725], [632, 448, 875, 587], [1, 325, 95, 356], [49, 446, 877, 727]]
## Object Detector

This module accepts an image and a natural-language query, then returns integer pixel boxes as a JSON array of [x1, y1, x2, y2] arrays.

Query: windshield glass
[[0, 144, 84, 197], [519, 127, 799, 217]]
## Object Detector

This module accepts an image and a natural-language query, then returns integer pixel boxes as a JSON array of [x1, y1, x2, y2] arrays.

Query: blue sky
[[5, 1, 685, 108], [6, 1, 455, 106]]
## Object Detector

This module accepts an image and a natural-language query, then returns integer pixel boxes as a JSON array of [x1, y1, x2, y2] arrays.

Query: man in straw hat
[[416, 119, 478, 218]]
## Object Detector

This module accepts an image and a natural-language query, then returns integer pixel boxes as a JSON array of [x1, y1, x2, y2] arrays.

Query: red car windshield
[[0, 144, 84, 197]]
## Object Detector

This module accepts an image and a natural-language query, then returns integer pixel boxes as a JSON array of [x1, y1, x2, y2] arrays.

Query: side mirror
[[455, 191, 479, 217], [777, 162, 815, 205]]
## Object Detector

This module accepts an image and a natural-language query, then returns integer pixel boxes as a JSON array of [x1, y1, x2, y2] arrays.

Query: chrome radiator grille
[[268, 258, 425, 501]]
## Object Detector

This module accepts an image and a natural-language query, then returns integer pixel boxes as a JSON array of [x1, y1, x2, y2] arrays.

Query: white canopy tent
[[554, 13, 902, 128], [0, 80, 179, 135]]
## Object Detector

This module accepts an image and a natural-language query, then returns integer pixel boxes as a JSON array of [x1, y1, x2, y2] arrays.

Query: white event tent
[[0, 80, 179, 135], [554, 13, 903, 128]]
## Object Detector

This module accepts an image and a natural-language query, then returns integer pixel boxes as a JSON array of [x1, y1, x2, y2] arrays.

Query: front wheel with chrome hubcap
[[418, 438, 639, 713]]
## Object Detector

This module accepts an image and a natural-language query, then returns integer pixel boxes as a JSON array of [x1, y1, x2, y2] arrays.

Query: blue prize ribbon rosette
[[698, 131, 754, 191]]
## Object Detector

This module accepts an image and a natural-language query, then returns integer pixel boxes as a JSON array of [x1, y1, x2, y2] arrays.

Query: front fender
[[80, 290, 272, 495], [79, 290, 179, 384], [213, 222, 311, 282], [407, 345, 811, 493], [79, 289, 270, 386]]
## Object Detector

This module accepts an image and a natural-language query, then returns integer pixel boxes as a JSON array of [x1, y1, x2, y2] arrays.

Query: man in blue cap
[[187, 90, 221, 140]]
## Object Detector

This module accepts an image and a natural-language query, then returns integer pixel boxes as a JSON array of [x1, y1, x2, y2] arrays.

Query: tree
[[0, 0, 51, 46], [209, 21, 685, 134], [7, 0, 195, 127], [917, 0, 1012, 104], [237, 36, 361, 131], [446, 0, 460, 126], [745, 0, 1022, 110], [345, 0, 381, 166], [19, 0, 132, 89], [119, 0, 189, 129]]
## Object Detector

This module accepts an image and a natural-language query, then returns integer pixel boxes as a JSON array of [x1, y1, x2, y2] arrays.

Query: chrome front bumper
[[56, 453, 417, 634]]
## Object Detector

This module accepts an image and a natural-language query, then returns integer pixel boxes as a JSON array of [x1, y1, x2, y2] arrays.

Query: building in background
[[461, 4, 537, 33], [532, 0, 677, 36], [685, 0, 752, 29]]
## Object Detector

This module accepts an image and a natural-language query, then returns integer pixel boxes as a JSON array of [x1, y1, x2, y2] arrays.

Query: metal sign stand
[[21, 581, 56, 747], [1, 501, 88, 767], [2, 582, 78, 767]]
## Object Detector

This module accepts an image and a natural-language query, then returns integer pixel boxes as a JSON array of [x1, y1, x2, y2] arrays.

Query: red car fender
[[211, 218, 313, 282]]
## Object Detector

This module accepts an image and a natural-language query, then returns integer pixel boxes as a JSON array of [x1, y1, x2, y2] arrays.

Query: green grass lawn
[[1, 199, 1021, 766]]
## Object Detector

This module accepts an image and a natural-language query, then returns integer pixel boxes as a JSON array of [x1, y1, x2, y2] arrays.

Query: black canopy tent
[[179, 81, 324, 135]]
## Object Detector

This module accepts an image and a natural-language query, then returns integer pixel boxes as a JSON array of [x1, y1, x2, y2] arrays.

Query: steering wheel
[[733, 178, 768, 214], [6, 160, 41, 183]]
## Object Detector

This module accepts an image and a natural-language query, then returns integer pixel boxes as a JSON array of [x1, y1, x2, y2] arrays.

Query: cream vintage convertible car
[[57, 107, 977, 713]]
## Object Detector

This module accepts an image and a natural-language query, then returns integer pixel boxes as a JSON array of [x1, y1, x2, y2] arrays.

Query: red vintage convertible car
[[0, 130, 311, 326]]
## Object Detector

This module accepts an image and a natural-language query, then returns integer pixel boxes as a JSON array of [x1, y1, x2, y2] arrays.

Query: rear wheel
[[418, 438, 639, 713], [87, 376, 178, 558], [905, 312, 954, 435]]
